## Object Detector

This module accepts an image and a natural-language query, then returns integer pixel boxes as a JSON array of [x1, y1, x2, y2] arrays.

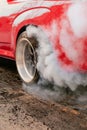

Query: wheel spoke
[[28, 45, 33, 56], [24, 42, 36, 77]]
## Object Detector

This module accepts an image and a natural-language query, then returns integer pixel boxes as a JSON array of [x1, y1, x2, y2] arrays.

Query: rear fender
[[11, 8, 50, 54]]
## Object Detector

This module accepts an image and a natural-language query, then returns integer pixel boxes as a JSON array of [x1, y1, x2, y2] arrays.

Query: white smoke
[[23, 1, 87, 100], [68, 2, 87, 38], [23, 82, 66, 101], [26, 25, 87, 91]]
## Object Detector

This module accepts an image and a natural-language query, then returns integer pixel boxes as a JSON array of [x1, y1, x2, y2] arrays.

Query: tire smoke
[[23, 1, 87, 101]]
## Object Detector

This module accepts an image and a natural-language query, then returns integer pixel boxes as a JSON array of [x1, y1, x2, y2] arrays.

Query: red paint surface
[[0, 0, 87, 72]]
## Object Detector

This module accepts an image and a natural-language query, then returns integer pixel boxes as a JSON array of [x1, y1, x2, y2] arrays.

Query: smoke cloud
[[23, 1, 87, 101]]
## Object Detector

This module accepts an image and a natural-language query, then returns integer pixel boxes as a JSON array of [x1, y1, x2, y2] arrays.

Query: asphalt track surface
[[0, 57, 87, 130]]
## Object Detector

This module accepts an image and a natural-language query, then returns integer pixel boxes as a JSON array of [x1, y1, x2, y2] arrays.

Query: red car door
[[0, 0, 24, 56], [0, 0, 13, 45]]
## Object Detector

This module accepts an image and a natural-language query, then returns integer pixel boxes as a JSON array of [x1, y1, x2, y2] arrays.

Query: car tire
[[16, 31, 39, 84]]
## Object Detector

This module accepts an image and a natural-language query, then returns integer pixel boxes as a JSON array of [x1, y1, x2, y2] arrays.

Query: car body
[[0, 0, 87, 84]]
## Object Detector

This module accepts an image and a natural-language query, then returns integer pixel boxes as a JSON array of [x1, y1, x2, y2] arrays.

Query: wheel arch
[[11, 23, 38, 60], [16, 26, 26, 42], [11, 7, 50, 56]]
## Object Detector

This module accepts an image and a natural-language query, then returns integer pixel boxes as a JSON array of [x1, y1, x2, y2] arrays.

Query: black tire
[[16, 31, 39, 84]]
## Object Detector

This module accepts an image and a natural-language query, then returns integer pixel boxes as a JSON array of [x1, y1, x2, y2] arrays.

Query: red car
[[0, 0, 87, 88]]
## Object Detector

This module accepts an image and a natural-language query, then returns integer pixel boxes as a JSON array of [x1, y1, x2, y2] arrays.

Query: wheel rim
[[16, 37, 37, 83]]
